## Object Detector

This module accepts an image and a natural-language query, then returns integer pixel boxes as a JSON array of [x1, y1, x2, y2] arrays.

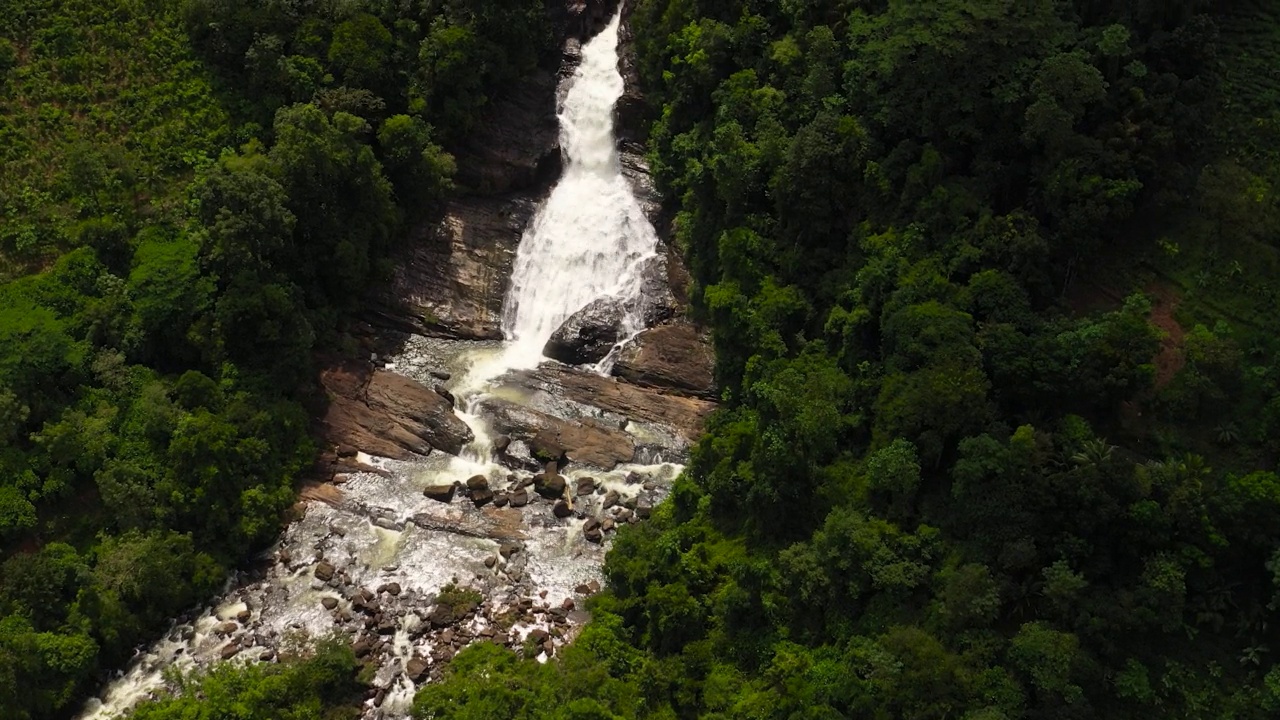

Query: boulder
[[220, 644, 241, 660], [575, 477, 597, 496], [467, 475, 494, 507], [583, 518, 603, 544], [406, 655, 431, 682], [543, 297, 626, 365], [423, 483, 457, 503], [612, 323, 716, 399], [602, 490, 619, 509], [509, 488, 529, 508], [534, 472, 567, 500], [314, 562, 336, 582], [377, 583, 402, 596], [321, 597, 339, 611], [553, 500, 572, 518]]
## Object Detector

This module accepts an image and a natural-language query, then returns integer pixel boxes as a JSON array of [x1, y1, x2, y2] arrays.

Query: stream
[[79, 11, 684, 719]]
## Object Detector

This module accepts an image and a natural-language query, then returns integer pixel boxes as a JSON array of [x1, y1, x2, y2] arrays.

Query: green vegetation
[[0, 1, 552, 718], [8, 0, 1280, 718], [410, 1, 1280, 719], [128, 637, 365, 720]]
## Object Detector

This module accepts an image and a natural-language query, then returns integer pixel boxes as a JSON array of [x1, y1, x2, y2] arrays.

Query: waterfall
[[497, 10, 659, 371], [77, 12, 676, 720]]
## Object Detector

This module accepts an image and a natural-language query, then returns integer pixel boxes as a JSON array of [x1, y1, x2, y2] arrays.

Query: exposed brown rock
[[612, 323, 716, 399], [319, 363, 473, 460], [522, 364, 716, 442], [481, 397, 635, 469]]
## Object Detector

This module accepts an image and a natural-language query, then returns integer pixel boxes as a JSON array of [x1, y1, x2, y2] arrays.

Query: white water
[[79, 12, 676, 720], [496, 10, 659, 372]]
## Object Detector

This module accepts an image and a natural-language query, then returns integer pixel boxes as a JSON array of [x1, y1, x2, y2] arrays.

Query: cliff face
[[365, 0, 619, 341]]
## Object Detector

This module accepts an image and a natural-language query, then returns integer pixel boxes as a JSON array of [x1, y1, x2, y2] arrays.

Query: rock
[[259, 650, 275, 662], [467, 475, 494, 506], [616, 508, 634, 523], [372, 516, 405, 532], [236, 610, 251, 623], [216, 622, 238, 636], [481, 397, 636, 469], [534, 472, 567, 500], [589, 579, 601, 593], [494, 435, 511, 453], [602, 490, 620, 509], [493, 493, 510, 507], [575, 583, 592, 595], [321, 597, 339, 611], [314, 562, 336, 581], [602, 517, 616, 532], [377, 583, 402, 596], [336, 444, 358, 458], [553, 500, 572, 518], [430, 370, 452, 381], [484, 555, 497, 568], [543, 297, 627, 365], [406, 655, 431, 682], [576, 477, 597, 496], [612, 323, 717, 399], [528, 628, 550, 644], [583, 518, 603, 543], [562, 598, 576, 611], [509, 488, 529, 507], [423, 483, 457, 503], [637, 504, 652, 519], [220, 644, 241, 660], [514, 364, 716, 444], [319, 364, 475, 458], [428, 605, 459, 628]]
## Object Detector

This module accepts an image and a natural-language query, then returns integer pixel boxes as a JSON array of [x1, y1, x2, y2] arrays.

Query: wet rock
[[423, 483, 457, 503], [216, 622, 239, 636], [612, 323, 716, 399], [528, 628, 550, 645], [236, 610, 251, 623], [576, 477, 597, 496], [500, 542, 522, 559], [259, 650, 275, 662], [321, 597, 339, 611], [467, 475, 494, 507], [589, 580, 601, 593], [482, 398, 636, 469], [602, 517, 616, 532], [562, 598, 576, 611], [430, 370, 452, 381], [602, 490, 620, 509], [575, 583, 592, 595], [484, 555, 497, 568], [493, 492, 510, 507], [427, 605, 460, 628], [494, 435, 511, 453], [435, 384, 455, 407], [377, 583, 402, 596], [376, 619, 397, 635], [314, 561, 336, 581], [543, 297, 626, 365], [543, 639, 556, 656], [220, 644, 241, 660], [583, 518, 604, 543], [406, 655, 431, 682], [535, 472, 567, 500], [553, 500, 573, 518], [637, 504, 652, 519], [509, 488, 529, 507], [616, 508, 634, 523], [372, 516, 405, 532], [319, 364, 474, 458]]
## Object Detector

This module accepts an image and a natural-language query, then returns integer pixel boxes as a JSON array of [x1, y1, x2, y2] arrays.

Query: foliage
[[417, 1, 1280, 719]]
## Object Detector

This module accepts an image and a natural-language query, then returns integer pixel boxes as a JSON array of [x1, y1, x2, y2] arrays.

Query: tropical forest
[[2, 0, 1280, 719]]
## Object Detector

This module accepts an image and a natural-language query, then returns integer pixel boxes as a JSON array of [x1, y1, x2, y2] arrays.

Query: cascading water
[[78, 11, 682, 720], [496, 10, 659, 372]]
